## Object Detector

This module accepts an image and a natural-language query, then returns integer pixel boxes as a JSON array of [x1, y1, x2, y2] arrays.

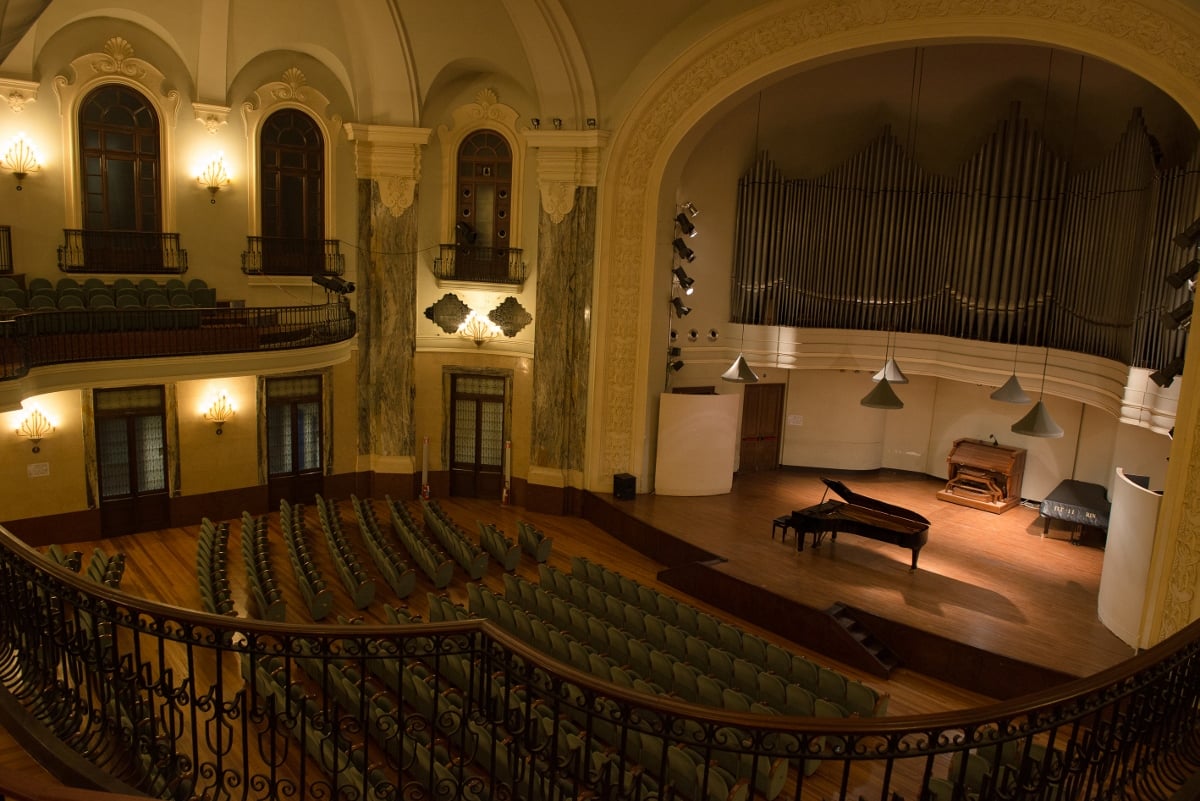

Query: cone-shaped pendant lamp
[[861, 377, 904, 409], [990, 373, 1032, 404], [872, 357, 909, 384], [1011, 400, 1063, 438], [1010, 347, 1063, 437], [722, 353, 759, 383]]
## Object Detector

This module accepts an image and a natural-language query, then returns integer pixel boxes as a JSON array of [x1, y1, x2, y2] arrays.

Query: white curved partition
[[1098, 468, 1162, 649], [654, 392, 740, 496]]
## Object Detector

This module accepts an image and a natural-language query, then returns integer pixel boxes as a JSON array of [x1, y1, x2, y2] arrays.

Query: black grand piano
[[791, 478, 930, 570]]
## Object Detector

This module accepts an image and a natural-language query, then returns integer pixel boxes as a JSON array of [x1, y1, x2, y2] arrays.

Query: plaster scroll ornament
[[6, 91, 33, 112], [94, 37, 145, 79], [378, 176, 417, 216], [272, 68, 309, 103], [541, 181, 576, 224]]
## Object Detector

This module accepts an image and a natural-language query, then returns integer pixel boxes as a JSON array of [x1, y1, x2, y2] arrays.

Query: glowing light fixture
[[196, 153, 231, 202], [204, 391, 236, 435], [458, 310, 502, 347], [2, 133, 40, 189], [1010, 348, 1063, 438], [15, 407, 54, 452]]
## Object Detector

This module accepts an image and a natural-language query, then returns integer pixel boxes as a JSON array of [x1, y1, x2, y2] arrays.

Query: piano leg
[[909, 546, 921, 571]]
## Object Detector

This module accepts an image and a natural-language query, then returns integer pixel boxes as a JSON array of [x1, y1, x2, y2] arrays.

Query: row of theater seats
[[351, 494, 417, 600], [240, 512, 285, 621], [196, 518, 235, 618], [421, 497, 490, 579], [386, 494, 455, 588], [279, 500, 334, 620], [0, 276, 216, 311], [315, 495, 376, 609], [477, 520, 521, 570]]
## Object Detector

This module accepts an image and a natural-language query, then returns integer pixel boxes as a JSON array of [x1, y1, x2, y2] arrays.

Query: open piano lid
[[819, 477, 931, 525], [821, 478, 856, 502]]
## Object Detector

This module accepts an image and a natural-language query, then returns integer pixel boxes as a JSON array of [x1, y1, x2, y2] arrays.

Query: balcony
[[57, 229, 188, 274], [0, 302, 355, 382], [433, 243, 526, 286], [241, 236, 345, 277]]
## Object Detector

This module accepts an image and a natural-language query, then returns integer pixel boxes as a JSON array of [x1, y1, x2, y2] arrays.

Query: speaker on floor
[[613, 473, 635, 500]]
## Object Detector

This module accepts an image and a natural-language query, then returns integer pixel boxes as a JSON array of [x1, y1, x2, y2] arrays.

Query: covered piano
[[791, 478, 930, 570], [935, 438, 1026, 513]]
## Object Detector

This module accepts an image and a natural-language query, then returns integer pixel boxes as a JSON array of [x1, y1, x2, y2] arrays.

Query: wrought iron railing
[[241, 236, 345, 276], [0, 523, 1196, 801], [0, 302, 355, 381], [0, 225, 12, 274], [433, 244, 526, 285], [57, 230, 189, 274]]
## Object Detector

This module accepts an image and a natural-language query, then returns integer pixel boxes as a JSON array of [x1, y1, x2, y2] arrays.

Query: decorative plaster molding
[[0, 79, 38, 112], [524, 130, 608, 223], [343, 123, 431, 215], [193, 102, 230, 133]]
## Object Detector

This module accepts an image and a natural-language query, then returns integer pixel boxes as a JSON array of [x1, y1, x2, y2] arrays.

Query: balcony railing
[[0, 225, 11, 274], [0, 302, 355, 381], [241, 236, 345, 276], [0, 518, 1197, 801], [57, 229, 189, 274], [433, 243, 526, 285]]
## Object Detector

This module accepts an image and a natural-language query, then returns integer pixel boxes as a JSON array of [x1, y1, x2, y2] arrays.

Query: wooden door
[[449, 374, 506, 498], [738, 383, 784, 474], [95, 387, 170, 536]]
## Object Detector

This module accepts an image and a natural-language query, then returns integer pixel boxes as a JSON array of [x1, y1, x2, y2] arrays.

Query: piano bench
[[772, 515, 794, 543]]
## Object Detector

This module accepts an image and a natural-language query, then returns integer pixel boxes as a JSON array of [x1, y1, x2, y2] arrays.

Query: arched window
[[455, 130, 512, 281], [79, 84, 161, 233], [259, 109, 325, 274]]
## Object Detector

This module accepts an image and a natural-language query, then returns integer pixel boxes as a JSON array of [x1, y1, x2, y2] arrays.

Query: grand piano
[[791, 478, 931, 570]]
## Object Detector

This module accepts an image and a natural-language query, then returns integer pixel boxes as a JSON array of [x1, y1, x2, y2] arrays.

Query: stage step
[[826, 602, 898, 676]]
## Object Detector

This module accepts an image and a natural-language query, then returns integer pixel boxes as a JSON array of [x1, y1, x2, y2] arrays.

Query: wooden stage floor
[[590, 467, 1134, 682]]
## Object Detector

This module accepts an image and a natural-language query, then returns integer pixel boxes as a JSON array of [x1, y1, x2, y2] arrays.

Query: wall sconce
[[457, 310, 502, 347], [15, 407, 54, 452], [204, 391, 236, 434], [196, 153, 231, 203], [2, 133, 40, 190]]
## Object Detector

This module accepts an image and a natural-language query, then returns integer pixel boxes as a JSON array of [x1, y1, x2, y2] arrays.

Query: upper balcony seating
[[0, 276, 216, 312]]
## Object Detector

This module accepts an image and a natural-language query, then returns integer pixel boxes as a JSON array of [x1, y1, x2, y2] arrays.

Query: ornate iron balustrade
[[0, 225, 11, 274], [0, 526, 1197, 801], [433, 244, 527, 285], [241, 236, 345, 276], [0, 302, 355, 381], [57, 230, 189, 274]]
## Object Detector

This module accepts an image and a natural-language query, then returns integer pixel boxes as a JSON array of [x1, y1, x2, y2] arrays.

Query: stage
[[582, 467, 1134, 697]]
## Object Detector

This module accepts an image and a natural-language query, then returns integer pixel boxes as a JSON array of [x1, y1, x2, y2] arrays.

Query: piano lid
[[819, 477, 931, 526]]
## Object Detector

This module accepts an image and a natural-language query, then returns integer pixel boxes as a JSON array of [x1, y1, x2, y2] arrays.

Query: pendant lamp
[[991, 344, 1031, 403], [1010, 348, 1063, 437], [861, 377, 904, 409], [872, 356, 909, 384], [722, 322, 759, 383]]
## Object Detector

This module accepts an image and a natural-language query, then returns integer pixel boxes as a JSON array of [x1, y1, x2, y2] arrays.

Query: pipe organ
[[732, 105, 1199, 368]]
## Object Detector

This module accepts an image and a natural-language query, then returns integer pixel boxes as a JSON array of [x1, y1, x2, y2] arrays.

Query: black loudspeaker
[[613, 473, 636, 500]]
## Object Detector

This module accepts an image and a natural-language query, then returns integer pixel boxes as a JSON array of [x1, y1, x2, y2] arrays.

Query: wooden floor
[[0, 467, 1137, 785]]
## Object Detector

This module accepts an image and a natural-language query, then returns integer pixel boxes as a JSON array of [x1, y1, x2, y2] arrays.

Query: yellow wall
[[0, 391, 89, 520], [176, 377, 259, 496]]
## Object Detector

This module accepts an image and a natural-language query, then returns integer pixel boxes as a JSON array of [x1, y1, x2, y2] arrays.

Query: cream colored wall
[[412, 351, 532, 479], [328, 355, 360, 476], [780, 370, 887, 470], [176, 377, 258, 496], [0, 390, 89, 520]]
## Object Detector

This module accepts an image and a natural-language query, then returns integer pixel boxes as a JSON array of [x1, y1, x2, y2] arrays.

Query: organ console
[[935, 438, 1026, 513]]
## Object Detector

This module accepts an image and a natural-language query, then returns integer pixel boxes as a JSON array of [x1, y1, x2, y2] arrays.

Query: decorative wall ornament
[[193, 102, 230, 133], [525, 131, 608, 223], [425, 293, 471, 334], [344, 124, 432, 216], [489, 296, 532, 337], [0, 79, 38, 112], [93, 36, 143, 79], [272, 67, 310, 103]]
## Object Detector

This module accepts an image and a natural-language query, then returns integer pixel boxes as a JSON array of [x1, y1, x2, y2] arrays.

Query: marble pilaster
[[531, 187, 595, 475]]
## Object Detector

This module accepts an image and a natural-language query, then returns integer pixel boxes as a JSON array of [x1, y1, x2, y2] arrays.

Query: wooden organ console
[[935, 438, 1026, 514]]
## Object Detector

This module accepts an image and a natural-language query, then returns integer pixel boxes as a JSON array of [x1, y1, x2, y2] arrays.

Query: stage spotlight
[[1166, 259, 1200, 289], [1161, 299, 1193, 330], [672, 237, 695, 262], [671, 297, 691, 318], [675, 213, 697, 238], [1150, 355, 1186, 388], [1175, 217, 1200, 248], [681, 201, 699, 218], [672, 266, 694, 295], [668, 359, 685, 372], [312, 274, 356, 294]]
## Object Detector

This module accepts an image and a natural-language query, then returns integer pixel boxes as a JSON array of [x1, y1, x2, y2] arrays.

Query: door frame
[[443, 366, 513, 499]]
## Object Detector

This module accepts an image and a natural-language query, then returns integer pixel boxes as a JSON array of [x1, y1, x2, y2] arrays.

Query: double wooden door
[[449, 374, 506, 499]]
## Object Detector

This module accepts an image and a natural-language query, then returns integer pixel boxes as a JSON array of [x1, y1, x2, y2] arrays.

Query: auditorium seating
[[195, 517, 235, 618], [43, 543, 82, 572], [278, 500, 334, 620], [350, 494, 416, 599], [516, 519, 553, 562], [420, 498, 490, 579], [314, 495, 376, 609], [384, 495, 454, 588], [240, 512, 285, 621], [477, 520, 520, 571]]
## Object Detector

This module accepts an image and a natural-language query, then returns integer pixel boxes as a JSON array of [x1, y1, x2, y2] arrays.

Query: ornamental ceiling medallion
[[425, 293, 471, 334], [489, 296, 532, 338]]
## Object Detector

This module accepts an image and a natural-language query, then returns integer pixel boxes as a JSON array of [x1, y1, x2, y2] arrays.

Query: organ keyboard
[[935, 438, 1026, 513]]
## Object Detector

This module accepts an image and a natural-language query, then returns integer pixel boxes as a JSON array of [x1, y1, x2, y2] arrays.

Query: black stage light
[[1150, 355, 1186, 388], [672, 238, 695, 262], [675, 213, 697, 237], [1166, 259, 1200, 289], [1175, 217, 1200, 248], [671, 297, 691, 318], [312, 274, 356, 294], [1161, 299, 1193, 330], [672, 266, 694, 294]]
